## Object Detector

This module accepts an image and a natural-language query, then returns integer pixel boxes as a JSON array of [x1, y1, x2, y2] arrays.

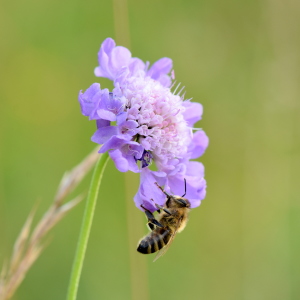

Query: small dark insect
[[137, 180, 190, 261]]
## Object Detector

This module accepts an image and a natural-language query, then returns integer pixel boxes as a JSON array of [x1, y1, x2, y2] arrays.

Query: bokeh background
[[1, 0, 300, 299]]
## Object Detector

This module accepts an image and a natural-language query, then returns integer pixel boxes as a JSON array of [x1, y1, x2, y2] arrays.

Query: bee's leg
[[154, 203, 172, 215], [147, 222, 155, 231], [141, 205, 164, 228], [154, 182, 171, 198], [150, 198, 172, 215]]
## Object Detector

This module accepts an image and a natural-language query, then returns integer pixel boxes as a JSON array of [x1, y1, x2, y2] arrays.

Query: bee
[[137, 180, 190, 261]]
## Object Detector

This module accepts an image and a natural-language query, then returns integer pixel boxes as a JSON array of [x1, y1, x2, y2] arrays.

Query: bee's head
[[155, 179, 191, 209], [166, 196, 191, 209]]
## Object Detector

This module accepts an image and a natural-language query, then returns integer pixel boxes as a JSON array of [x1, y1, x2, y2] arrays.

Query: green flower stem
[[66, 151, 109, 300]]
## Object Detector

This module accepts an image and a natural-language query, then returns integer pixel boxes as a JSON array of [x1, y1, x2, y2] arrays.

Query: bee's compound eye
[[166, 198, 171, 207]]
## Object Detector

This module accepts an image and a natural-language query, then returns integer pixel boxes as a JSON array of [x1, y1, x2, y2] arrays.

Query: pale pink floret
[[118, 74, 191, 163]]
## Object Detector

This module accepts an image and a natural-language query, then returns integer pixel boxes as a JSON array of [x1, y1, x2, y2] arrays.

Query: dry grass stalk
[[0, 147, 101, 300]]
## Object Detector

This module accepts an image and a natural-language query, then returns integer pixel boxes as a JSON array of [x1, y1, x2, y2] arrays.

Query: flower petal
[[95, 38, 116, 79], [109, 149, 129, 172], [116, 111, 128, 125], [147, 57, 173, 80], [126, 155, 140, 173], [157, 74, 172, 88], [186, 161, 205, 178], [163, 160, 206, 208], [99, 135, 129, 153], [189, 130, 209, 159], [91, 126, 118, 144], [109, 143, 143, 173], [108, 46, 132, 78], [78, 83, 102, 119], [188, 178, 206, 208], [128, 58, 146, 76], [183, 101, 203, 127], [97, 91, 125, 119], [120, 141, 144, 159], [97, 109, 117, 121], [95, 38, 133, 80], [134, 168, 167, 212], [96, 119, 110, 129], [101, 37, 115, 53], [94, 66, 108, 78]]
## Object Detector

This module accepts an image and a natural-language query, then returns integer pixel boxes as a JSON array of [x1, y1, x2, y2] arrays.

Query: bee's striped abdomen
[[137, 228, 171, 254]]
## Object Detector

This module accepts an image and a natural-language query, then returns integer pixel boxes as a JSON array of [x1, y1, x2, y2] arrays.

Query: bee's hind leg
[[141, 205, 164, 229], [148, 222, 155, 231]]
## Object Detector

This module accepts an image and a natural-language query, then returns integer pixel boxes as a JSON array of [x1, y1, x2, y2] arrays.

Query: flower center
[[118, 76, 191, 162]]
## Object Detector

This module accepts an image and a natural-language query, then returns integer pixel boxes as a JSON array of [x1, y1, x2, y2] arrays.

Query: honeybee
[[137, 180, 190, 261]]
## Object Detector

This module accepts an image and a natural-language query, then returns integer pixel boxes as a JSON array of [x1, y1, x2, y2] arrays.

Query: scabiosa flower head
[[79, 38, 208, 212]]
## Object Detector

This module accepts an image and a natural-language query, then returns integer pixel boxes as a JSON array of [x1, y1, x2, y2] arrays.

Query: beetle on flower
[[79, 38, 208, 212]]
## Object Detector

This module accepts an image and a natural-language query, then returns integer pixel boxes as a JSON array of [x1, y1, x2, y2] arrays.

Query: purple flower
[[79, 38, 208, 211], [94, 38, 172, 87]]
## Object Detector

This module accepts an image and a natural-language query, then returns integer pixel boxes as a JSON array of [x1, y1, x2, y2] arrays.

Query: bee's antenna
[[181, 178, 187, 197]]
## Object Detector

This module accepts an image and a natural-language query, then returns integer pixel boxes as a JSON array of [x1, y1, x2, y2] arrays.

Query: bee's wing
[[153, 217, 182, 262]]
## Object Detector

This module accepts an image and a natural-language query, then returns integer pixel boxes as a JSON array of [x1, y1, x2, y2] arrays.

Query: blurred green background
[[1, 0, 300, 299]]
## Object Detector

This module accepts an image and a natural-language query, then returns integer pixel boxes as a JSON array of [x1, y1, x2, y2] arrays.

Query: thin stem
[[66, 151, 109, 300]]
